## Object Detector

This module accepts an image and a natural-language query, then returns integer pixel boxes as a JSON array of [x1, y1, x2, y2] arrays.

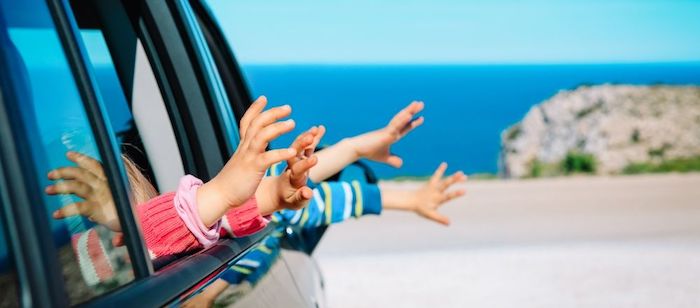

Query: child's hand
[[256, 126, 324, 214], [412, 163, 467, 225], [278, 126, 325, 210], [46, 151, 121, 232], [346, 101, 424, 167], [381, 162, 467, 225], [198, 96, 300, 225]]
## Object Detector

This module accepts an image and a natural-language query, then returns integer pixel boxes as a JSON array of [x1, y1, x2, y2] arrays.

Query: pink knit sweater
[[72, 178, 269, 287], [137, 192, 268, 258]]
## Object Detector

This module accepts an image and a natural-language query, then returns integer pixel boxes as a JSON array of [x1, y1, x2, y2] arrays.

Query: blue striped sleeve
[[274, 180, 382, 229]]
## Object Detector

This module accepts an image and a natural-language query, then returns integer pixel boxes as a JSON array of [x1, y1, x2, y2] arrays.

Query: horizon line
[[239, 60, 700, 66]]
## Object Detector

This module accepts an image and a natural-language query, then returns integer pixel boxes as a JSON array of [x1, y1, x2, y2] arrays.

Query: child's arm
[[196, 96, 303, 227], [272, 162, 465, 230], [380, 162, 466, 225], [49, 96, 303, 229], [309, 101, 424, 183], [50, 96, 317, 257], [217, 126, 322, 238], [272, 180, 382, 229]]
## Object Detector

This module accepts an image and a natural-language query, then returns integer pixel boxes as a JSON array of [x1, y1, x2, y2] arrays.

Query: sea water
[[242, 63, 700, 178]]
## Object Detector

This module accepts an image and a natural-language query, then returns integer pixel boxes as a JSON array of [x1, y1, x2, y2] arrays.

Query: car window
[[80, 29, 186, 193], [0, 218, 18, 306], [0, 0, 136, 304]]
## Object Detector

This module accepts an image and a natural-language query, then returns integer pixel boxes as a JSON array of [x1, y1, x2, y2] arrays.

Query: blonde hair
[[121, 154, 158, 204]]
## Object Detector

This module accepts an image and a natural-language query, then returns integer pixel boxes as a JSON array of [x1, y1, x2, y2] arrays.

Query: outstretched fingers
[[443, 189, 466, 203], [48, 166, 99, 185], [250, 119, 296, 152], [285, 130, 314, 170], [259, 148, 298, 168], [399, 115, 424, 137], [304, 125, 325, 157], [430, 162, 448, 184], [422, 210, 450, 226], [244, 104, 292, 142], [289, 155, 318, 187], [52, 202, 87, 219], [239, 96, 268, 138], [45, 180, 93, 199], [439, 171, 467, 191], [67, 151, 105, 180], [385, 155, 403, 168], [286, 186, 313, 210], [388, 101, 425, 133], [290, 128, 316, 157]]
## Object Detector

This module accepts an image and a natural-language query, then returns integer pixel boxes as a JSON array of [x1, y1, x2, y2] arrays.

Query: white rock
[[500, 85, 700, 178]]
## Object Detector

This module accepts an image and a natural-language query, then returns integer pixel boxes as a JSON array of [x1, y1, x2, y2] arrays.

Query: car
[[0, 0, 375, 306]]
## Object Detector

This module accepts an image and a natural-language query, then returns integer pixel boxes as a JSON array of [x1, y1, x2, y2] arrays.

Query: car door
[[0, 0, 278, 306]]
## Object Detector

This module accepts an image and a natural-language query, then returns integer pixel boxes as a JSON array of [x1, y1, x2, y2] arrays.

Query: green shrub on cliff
[[623, 156, 700, 174], [562, 152, 597, 174]]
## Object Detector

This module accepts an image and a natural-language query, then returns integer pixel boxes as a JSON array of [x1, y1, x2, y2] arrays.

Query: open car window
[[80, 29, 186, 193]]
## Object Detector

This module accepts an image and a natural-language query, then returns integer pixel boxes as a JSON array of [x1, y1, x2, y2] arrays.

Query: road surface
[[314, 174, 700, 308]]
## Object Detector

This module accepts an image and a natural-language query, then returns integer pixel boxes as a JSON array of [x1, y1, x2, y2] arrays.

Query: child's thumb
[[288, 187, 312, 209], [386, 155, 403, 168]]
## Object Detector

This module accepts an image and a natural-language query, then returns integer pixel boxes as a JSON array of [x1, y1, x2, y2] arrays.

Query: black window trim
[[0, 47, 68, 307], [72, 0, 225, 186], [137, 0, 228, 180], [83, 224, 274, 306], [190, 0, 254, 124], [169, 0, 240, 155]]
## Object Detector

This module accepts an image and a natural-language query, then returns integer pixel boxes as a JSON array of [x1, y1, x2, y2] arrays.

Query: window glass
[[80, 29, 162, 194], [75, 12, 192, 269], [0, 0, 134, 304], [76, 25, 186, 193]]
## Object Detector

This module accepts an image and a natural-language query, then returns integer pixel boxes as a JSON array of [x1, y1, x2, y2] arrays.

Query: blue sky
[[206, 0, 700, 64]]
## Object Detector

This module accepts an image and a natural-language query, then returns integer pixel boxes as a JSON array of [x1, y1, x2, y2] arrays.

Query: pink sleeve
[[137, 192, 202, 259], [173, 175, 221, 248], [219, 196, 269, 238]]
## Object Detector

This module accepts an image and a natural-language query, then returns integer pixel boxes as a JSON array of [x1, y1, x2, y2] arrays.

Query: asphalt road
[[314, 174, 700, 308]]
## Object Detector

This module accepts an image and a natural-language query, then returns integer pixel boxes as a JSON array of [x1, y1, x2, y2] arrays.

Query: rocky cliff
[[500, 84, 700, 178]]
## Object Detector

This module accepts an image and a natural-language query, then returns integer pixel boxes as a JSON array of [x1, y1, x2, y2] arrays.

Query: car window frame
[[137, 0, 229, 179], [46, 0, 154, 280], [69, 0, 276, 305], [170, 0, 241, 153], [190, 0, 253, 124], [0, 45, 68, 307], [73, 0, 229, 182], [2, 0, 280, 305], [0, 0, 151, 305]]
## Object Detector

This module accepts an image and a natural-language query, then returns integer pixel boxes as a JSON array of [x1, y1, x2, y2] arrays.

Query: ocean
[[241, 63, 700, 179]]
